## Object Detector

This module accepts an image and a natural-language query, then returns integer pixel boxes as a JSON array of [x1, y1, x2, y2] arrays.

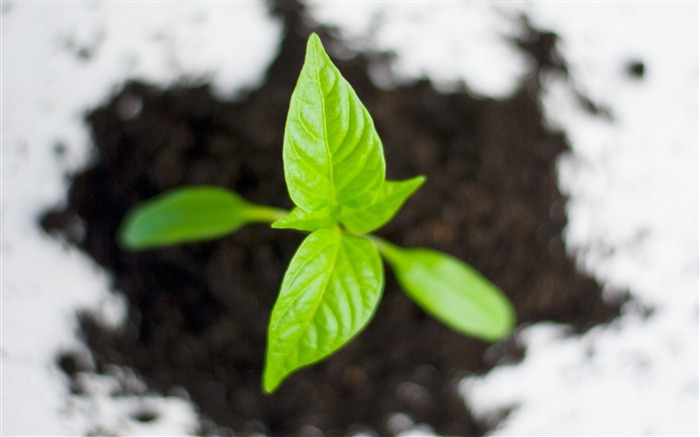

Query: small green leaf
[[271, 206, 338, 232], [340, 176, 426, 234], [118, 186, 286, 250], [373, 238, 515, 342], [283, 33, 385, 212], [264, 228, 383, 393]]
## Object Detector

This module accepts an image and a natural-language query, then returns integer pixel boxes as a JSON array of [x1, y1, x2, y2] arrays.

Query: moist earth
[[43, 2, 620, 436]]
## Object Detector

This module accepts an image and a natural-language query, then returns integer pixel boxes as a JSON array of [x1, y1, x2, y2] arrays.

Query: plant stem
[[247, 206, 289, 224], [364, 234, 403, 264]]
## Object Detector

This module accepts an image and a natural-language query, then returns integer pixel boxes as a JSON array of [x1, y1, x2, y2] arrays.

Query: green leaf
[[283, 33, 385, 212], [271, 206, 338, 232], [264, 228, 383, 393], [340, 176, 426, 234], [118, 186, 286, 250], [373, 238, 515, 342]]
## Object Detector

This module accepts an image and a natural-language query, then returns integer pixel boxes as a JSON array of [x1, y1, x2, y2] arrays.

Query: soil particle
[[627, 60, 646, 79], [44, 2, 619, 436]]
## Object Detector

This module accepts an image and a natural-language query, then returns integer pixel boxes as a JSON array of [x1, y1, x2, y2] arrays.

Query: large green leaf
[[373, 238, 515, 342], [118, 186, 286, 250], [264, 228, 383, 393], [340, 176, 426, 234], [283, 33, 385, 212]]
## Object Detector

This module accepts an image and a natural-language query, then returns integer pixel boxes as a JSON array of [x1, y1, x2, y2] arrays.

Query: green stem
[[364, 234, 403, 264], [246, 205, 289, 224]]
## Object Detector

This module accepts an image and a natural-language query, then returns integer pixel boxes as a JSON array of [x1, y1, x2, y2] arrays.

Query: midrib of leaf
[[277, 230, 341, 365], [290, 140, 333, 188], [334, 145, 372, 193], [279, 238, 335, 302], [338, 240, 362, 327], [327, 100, 373, 196], [314, 47, 337, 204]]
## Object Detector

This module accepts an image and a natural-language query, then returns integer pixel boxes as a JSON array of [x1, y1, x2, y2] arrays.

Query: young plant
[[119, 34, 515, 393]]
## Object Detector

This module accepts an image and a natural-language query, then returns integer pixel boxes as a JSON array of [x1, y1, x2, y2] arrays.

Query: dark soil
[[43, 2, 620, 436]]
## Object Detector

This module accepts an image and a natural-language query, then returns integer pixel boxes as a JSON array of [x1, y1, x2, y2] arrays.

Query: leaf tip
[[117, 233, 138, 251], [494, 302, 517, 341], [262, 364, 285, 394], [261, 378, 276, 395], [306, 33, 333, 65], [116, 211, 147, 251], [308, 32, 322, 47], [480, 288, 517, 342], [410, 175, 427, 191], [467, 290, 517, 343]]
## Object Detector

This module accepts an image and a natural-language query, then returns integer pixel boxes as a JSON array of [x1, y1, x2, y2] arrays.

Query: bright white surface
[[463, 3, 699, 435], [2, 2, 280, 435], [309, 2, 529, 96], [2, 1, 698, 436]]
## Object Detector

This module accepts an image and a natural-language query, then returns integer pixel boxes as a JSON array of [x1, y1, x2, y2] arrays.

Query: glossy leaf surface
[[340, 176, 426, 234], [118, 186, 285, 250], [375, 239, 515, 342], [272, 206, 338, 232], [264, 228, 383, 393], [283, 33, 385, 212]]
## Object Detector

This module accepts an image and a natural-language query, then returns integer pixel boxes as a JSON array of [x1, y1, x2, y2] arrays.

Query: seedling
[[119, 34, 515, 393]]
